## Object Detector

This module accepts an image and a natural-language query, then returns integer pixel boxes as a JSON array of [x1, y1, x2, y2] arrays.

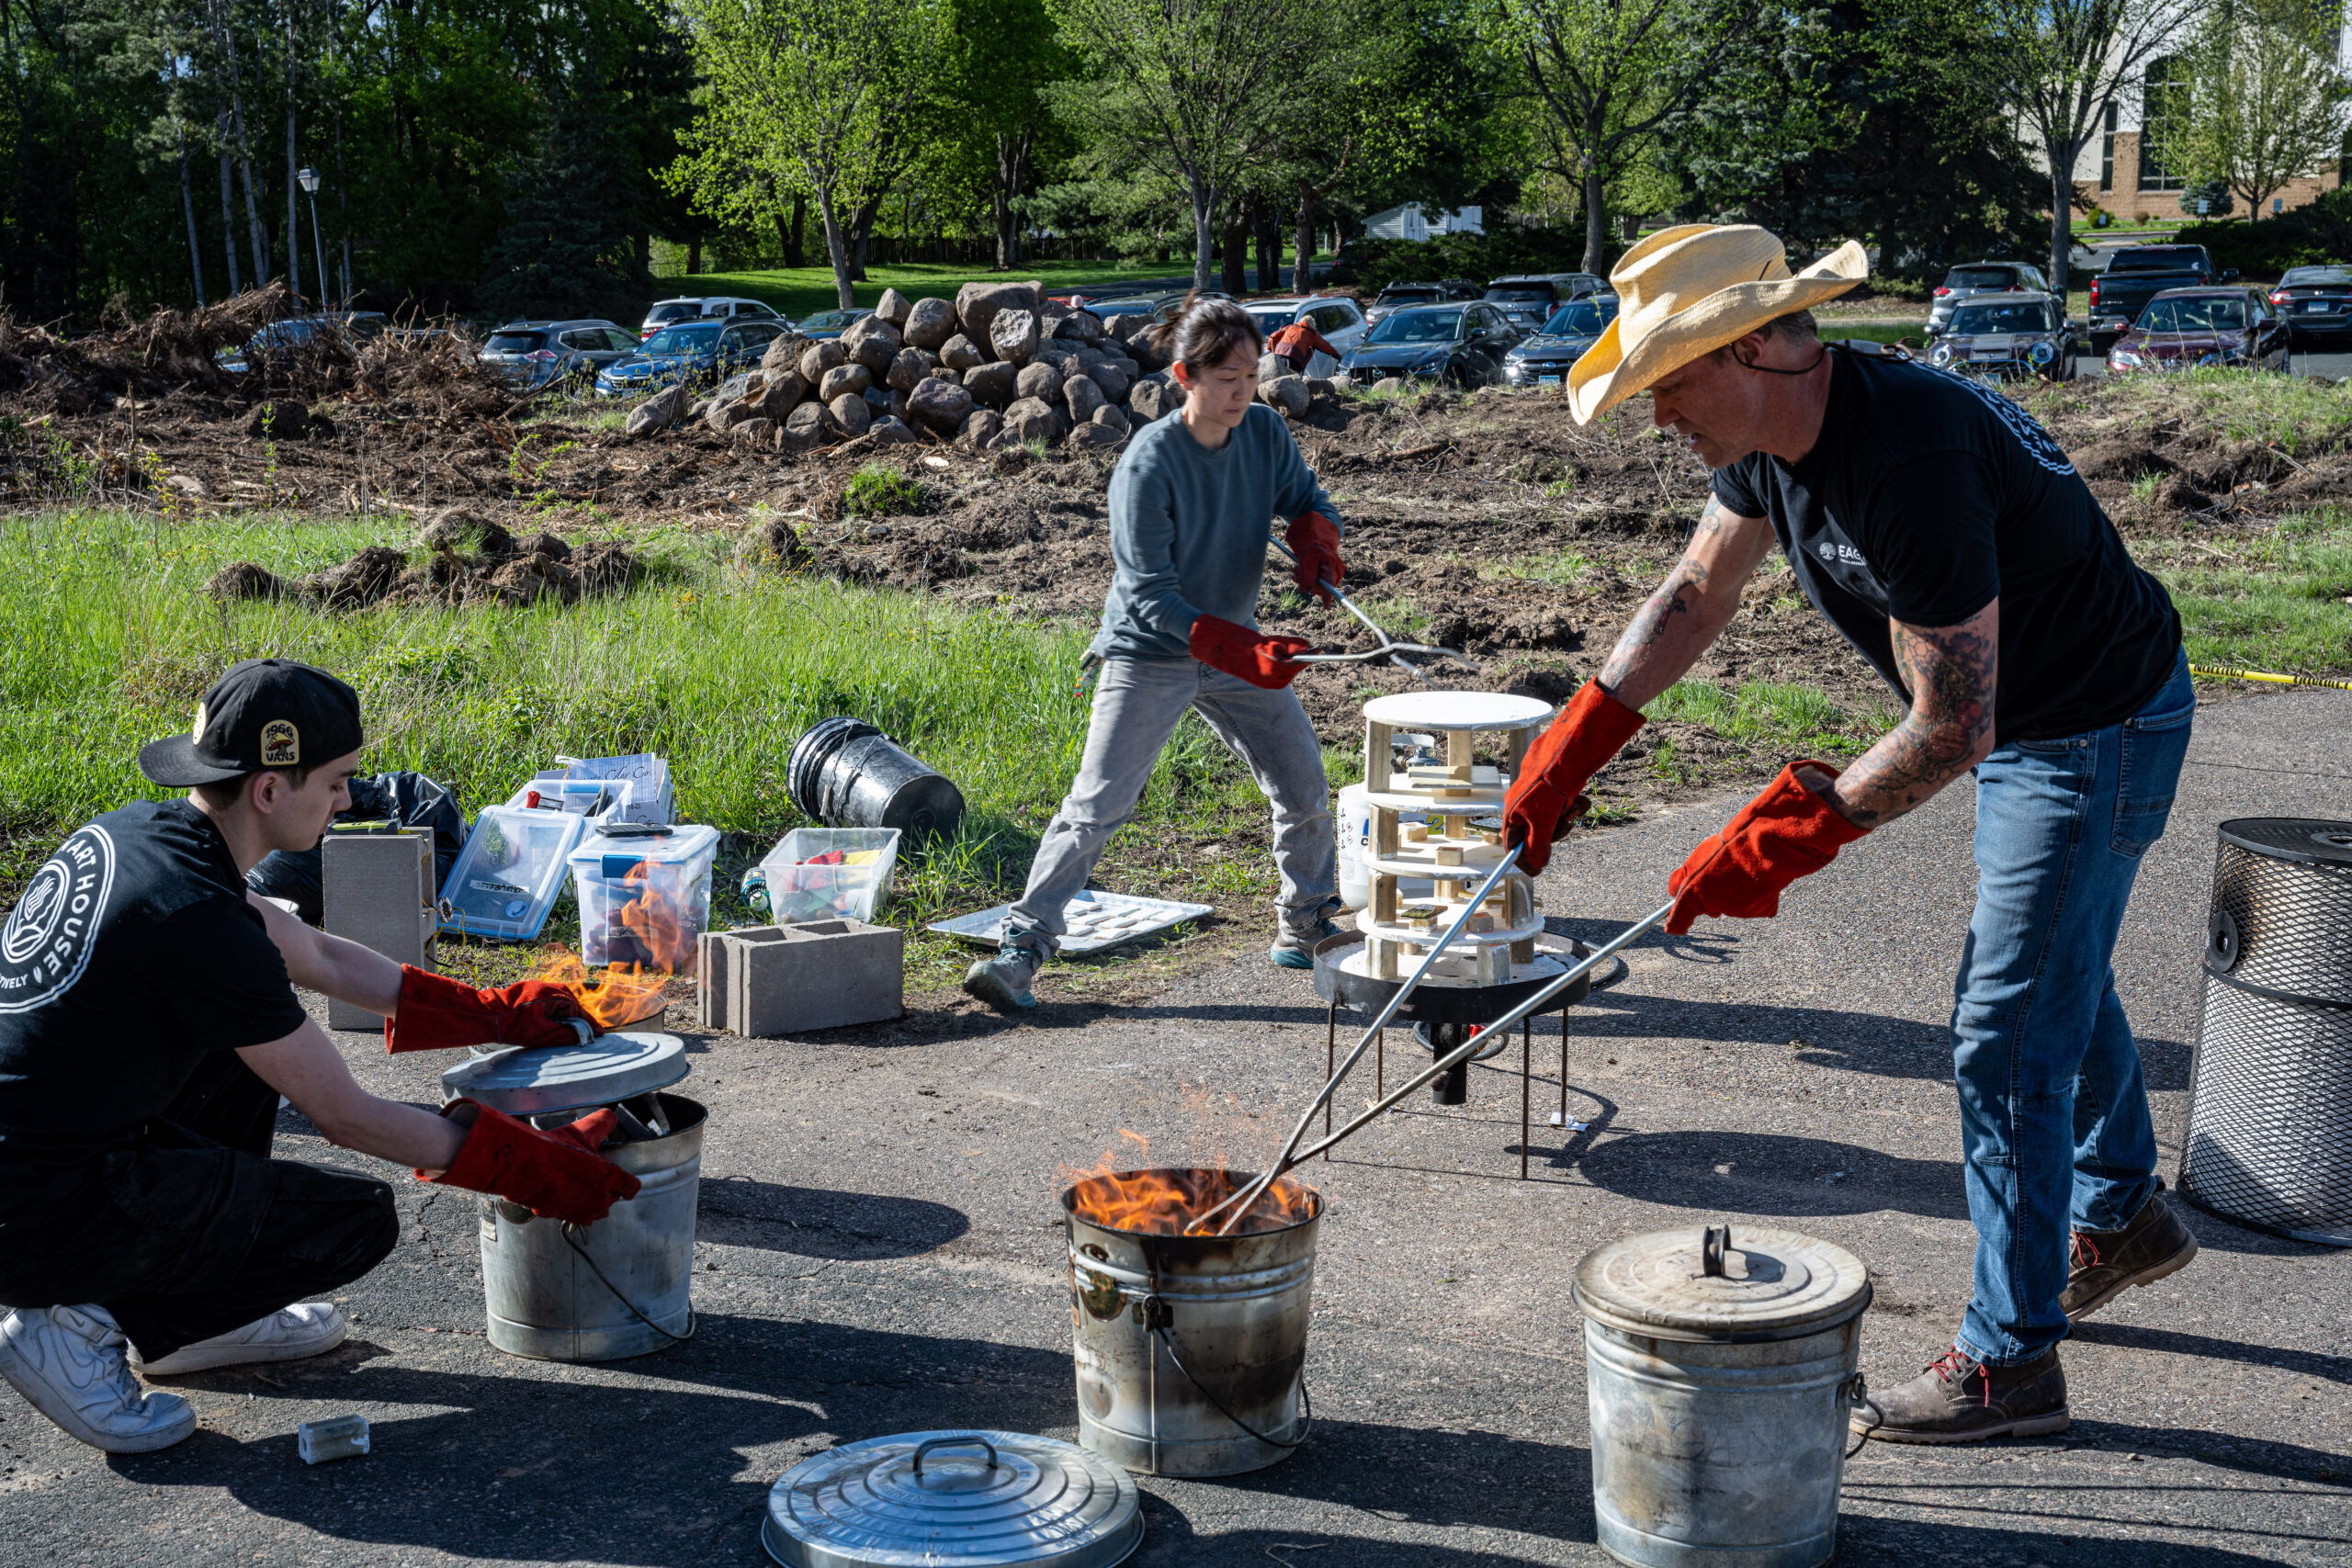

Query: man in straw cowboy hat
[[1502, 226, 2196, 1444]]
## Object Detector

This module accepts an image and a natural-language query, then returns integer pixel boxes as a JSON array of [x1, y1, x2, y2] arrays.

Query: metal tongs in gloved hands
[[1268, 533, 1478, 682]]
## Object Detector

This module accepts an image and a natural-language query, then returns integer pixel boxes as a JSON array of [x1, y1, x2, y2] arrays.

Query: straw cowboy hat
[[1567, 224, 1870, 424]]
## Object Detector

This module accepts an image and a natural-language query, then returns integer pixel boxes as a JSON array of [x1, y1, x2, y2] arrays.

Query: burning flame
[[1062, 1130, 1317, 1236], [531, 860, 692, 1030]]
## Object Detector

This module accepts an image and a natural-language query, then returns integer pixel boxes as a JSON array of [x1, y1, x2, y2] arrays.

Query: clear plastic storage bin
[[439, 807, 588, 942], [567, 824, 719, 969], [751, 828, 901, 923]]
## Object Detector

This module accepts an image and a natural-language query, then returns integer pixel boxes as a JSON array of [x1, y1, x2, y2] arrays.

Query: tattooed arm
[[1597, 497, 1780, 708], [1811, 601, 1999, 828]]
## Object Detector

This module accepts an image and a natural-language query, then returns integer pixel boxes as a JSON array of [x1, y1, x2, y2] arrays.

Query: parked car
[[2268, 265, 2352, 344], [2087, 245, 2233, 341], [1340, 302, 1523, 388], [478, 319, 642, 390], [2104, 287, 2290, 376], [1928, 261, 2057, 334], [794, 308, 863, 341], [1502, 296, 1617, 388], [1241, 295, 1369, 354], [638, 296, 781, 339], [595, 316, 789, 396], [1923, 292, 2083, 381], [1080, 289, 1231, 326], [1484, 273, 1604, 331], [216, 311, 390, 372]]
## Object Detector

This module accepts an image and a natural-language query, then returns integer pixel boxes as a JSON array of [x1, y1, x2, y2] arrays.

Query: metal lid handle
[[1701, 1224, 1730, 1278], [910, 1435, 999, 1481]]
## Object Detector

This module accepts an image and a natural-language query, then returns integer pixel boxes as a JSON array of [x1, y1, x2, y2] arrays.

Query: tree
[[943, 0, 1069, 270], [479, 55, 652, 322], [672, 0, 945, 308], [2147, 0, 2350, 222], [1046, 0, 1339, 290], [1989, 0, 2202, 292], [1486, 0, 1762, 274]]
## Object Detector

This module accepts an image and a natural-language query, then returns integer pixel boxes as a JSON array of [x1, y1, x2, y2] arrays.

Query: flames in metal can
[[530, 862, 687, 1029], [1061, 1131, 1317, 1236]]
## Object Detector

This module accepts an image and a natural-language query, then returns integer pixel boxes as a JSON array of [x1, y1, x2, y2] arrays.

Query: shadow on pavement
[[2071, 1321, 2352, 1389], [1837, 1509, 2324, 1564], [1574, 1129, 1970, 1220], [695, 1176, 970, 1258]]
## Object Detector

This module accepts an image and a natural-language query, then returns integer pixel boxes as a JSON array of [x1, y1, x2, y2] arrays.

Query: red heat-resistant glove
[[1283, 511, 1344, 604], [384, 965, 596, 1055], [1190, 615, 1315, 689], [1666, 762, 1869, 934], [1501, 680, 1645, 876], [424, 1100, 640, 1224]]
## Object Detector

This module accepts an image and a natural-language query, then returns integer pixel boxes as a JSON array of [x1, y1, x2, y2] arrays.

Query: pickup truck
[[2087, 244, 2237, 345]]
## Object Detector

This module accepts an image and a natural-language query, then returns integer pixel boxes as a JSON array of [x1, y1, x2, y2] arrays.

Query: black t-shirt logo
[[0, 827, 116, 1014], [1935, 367, 2076, 476]]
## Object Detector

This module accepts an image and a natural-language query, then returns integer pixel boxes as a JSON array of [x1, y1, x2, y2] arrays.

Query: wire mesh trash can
[[2180, 818, 2352, 1246]]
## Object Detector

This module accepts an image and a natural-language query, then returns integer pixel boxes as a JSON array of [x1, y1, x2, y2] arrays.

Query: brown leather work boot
[[2063, 1177, 2199, 1322], [1849, 1345, 2069, 1445]]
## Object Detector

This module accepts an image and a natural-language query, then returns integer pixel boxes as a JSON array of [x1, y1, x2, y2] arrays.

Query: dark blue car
[[1502, 296, 1618, 387], [595, 317, 786, 397]]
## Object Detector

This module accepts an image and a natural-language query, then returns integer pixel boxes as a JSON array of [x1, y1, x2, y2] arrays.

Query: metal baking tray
[[928, 891, 1213, 955]]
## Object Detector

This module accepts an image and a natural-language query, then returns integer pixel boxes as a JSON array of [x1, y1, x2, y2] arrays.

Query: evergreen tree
[[479, 60, 653, 323]]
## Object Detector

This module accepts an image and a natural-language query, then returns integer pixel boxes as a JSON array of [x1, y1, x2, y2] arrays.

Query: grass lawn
[[681, 260, 1229, 321]]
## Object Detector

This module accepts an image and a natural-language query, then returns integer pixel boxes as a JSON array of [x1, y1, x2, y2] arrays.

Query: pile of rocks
[[623, 280, 1204, 456]]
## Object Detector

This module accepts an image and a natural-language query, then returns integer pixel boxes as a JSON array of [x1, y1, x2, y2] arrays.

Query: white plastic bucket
[[1335, 782, 1432, 910]]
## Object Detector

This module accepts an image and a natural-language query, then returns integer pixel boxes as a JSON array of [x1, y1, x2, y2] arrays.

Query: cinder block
[[696, 930, 730, 1031], [705, 919, 902, 1036], [323, 829, 436, 1029]]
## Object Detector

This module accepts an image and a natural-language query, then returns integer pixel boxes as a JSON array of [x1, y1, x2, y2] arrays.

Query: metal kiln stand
[[1310, 691, 1599, 1179]]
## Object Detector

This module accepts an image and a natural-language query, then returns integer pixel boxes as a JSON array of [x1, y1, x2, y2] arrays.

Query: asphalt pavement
[[3, 687, 2348, 1565]]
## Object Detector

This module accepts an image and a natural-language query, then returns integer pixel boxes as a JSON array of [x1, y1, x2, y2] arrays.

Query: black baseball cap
[[138, 659, 365, 787]]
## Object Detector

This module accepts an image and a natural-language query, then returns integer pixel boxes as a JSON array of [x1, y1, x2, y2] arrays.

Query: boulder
[[863, 385, 893, 414], [686, 399, 711, 424], [1372, 376, 1408, 396], [1069, 423, 1125, 452], [1104, 313, 1147, 342], [964, 361, 1019, 410], [1002, 397, 1068, 445], [1128, 376, 1181, 423], [939, 333, 986, 371], [800, 340, 847, 381], [828, 392, 873, 438], [1090, 361, 1132, 405], [1057, 308, 1106, 344], [704, 390, 749, 434], [730, 416, 776, 446], [1261, 375, 1312, 417], [903, 297, 957, 352], [954, 280, 1038, 347], [875, 288, 913, 327], [1126, 332, 1170, 372], [624, 382, 690, 436], [784, 401, 831, 451], [715, 369, 762, 404], [989, 308, 1039, 367], [1064, 374, 1105, 424], [1305, 377, 1337, 401], [934, 367, 963, 385], [843, 313, 901, 376], [819, 363, 872, 402], [760, 333, 808, 375], [888, 387, 910, 422], [907, 377, 976, 434], [866, 415, 922, 446], [1258, 353, 1292, 386], [960, 408, 1003, 448], [1092, 404, 1131, 436], [887, 346, 940, 392], [1015, 360, 1064, 405], [755, 368, 810, 419], [1032, 339, 1080, 373]]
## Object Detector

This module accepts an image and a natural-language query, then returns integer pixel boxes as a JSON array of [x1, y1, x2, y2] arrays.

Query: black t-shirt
[[0, 800, 307, 1176], [1712, 347, 2181, 741]]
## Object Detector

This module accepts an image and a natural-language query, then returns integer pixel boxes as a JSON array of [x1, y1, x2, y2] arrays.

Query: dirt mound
[[0, 289, 287, 415], [2071, 438, 2173, 482], [419, 507, 514, 558], [206, 534, 638, 613], [304, 545, 409, 607]]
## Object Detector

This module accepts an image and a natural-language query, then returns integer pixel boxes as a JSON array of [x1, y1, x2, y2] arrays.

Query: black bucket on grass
[[787, 717, 966, 845]]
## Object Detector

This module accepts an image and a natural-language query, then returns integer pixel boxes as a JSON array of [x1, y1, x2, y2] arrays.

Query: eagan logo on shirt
[[1816, 540, 1867, 567], [0, 826, 116, 1013]]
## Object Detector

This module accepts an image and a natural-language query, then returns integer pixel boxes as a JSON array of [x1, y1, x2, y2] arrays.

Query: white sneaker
[[0, 1304, 195, 1453], [129, 1303, 347, 1376]]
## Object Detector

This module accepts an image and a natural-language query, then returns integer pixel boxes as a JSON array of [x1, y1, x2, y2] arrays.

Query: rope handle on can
[[560, 1221, 697, 1347]]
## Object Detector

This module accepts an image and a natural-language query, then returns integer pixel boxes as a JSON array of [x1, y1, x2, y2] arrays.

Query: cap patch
[[260, 719, 300, 766], [192, 701, 209, 740]]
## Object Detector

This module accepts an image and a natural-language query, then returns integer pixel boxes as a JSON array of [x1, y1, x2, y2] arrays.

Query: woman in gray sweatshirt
[[964, 298, 1346, 1010]]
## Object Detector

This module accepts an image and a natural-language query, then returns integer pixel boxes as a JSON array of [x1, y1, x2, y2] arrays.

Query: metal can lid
[[1573, 1224, 1871, 1342], [439, 1032, 688, 1117], [761, 1430, 1141, 1568], [2218, 817, 2352, 867]]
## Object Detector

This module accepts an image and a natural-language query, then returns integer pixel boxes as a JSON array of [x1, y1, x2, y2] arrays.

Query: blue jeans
[[1951, 652, 2194, 1366]]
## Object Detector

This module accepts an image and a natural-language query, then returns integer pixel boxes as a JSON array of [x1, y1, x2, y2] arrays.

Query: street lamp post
[[297, 166, 330, 310]]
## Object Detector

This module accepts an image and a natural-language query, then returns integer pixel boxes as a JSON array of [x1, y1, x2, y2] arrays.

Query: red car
[[2104, 287, 2291, 375]]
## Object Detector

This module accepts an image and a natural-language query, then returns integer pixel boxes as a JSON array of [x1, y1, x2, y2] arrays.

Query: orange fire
[[1062, 1130, 1317, 1237], [531, 859, 692, 1030]]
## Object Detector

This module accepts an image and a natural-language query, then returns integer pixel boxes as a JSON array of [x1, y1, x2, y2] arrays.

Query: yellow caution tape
[[2190, 664, 2352, 693]]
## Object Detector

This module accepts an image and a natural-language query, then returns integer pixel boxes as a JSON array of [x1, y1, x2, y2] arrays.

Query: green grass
[[1480, 547, 1597, 588], [2138, 512, 2352, 676], [1644, 679, 1898, 760], [0, 509, 1292, 986], [682, 259, 1214, 321], [841, 464, 928, 518]]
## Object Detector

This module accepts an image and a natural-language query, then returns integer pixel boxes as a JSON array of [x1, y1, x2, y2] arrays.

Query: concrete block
[[696, 930, 730, 1031], [323, 829, 436, 1029], [705, 919, 902, 1036]]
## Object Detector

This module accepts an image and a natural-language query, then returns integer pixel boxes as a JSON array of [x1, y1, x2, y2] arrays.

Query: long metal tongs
[[1206, 894, 1679, 1235], [1196, 849, 1521, 1237], [1268, 535, 1478, 680]]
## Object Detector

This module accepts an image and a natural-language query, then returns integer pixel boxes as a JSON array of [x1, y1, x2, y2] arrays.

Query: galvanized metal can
[[1574, 1224, 1871, 1568], [1061, 1170, 1321, 1477], [478, 1093, 703, 1360]]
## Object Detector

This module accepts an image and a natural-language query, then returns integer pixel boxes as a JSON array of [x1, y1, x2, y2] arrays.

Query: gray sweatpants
[[1004, 656, 1337, 956]]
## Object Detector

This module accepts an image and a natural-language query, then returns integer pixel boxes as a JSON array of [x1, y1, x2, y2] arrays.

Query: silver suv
[[639, 296, 780, 339], [479, 320, 643, 389], [1928, 262, 2058, 334]]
